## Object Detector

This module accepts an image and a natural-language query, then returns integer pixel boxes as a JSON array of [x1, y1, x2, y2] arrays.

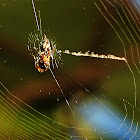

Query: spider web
[[0, 0, 140, 139]]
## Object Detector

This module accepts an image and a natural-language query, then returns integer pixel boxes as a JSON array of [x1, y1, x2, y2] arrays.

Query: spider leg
[[27, 45, 36, 60], [51, 56, 55, 69], [55, 59, 59, 69], [53, 50, 63, 68]]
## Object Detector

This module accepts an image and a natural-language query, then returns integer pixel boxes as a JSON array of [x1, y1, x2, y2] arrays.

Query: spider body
[[35, 35, 55, 73]]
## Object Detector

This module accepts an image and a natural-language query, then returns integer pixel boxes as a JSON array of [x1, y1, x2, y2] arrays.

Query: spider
[[35, 35, 56, 73], [27, 33, 60, 73], [27, 0, 63, 73]]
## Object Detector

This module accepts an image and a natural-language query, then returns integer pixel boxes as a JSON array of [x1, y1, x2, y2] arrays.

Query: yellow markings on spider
[[34, 35, 56, 73]]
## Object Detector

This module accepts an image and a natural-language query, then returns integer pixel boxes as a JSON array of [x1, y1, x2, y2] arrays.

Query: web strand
[[59, 50, 127, 61], [32, 0, 40, 31]]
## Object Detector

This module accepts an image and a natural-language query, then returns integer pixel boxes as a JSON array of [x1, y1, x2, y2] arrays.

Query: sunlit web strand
[[105, 0, 140, 74], [124, 0, 140, 64], [32, 0, 40, 31], [93, 0, 137, 107], [92, 4, 138, 139], [93, 1, 139, 138], [99, 0, 138, 108], [107, 0, 140, 65], [0, 81, 96, 139], [132, 0, 140, 15], [58, 50, 127, 61], [92, 1, 139, 138]]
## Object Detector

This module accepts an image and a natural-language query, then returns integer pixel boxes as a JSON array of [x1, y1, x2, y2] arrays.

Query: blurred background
[[0, 0, 140, 139]]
